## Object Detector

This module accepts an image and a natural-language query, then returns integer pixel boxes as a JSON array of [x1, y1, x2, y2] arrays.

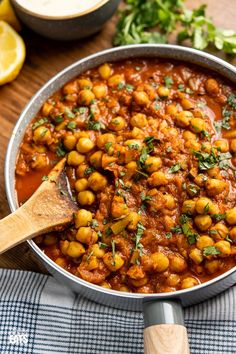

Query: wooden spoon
[[0, 158, 78, 254]]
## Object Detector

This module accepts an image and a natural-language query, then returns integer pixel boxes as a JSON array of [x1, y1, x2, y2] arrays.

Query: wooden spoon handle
[[0, 206, 39, 254], [144, 324, 189, 354]]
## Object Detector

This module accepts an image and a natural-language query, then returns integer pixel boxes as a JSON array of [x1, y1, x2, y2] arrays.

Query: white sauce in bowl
[[15, 0, 106, 17]]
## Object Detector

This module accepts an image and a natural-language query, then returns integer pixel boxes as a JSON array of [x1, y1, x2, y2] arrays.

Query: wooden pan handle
[[143, 300, 190, 354], [144, 324, 189, 354]]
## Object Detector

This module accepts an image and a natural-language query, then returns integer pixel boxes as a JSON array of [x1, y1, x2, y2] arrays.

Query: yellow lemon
[[0, 0, 21, 31], [0, 21, 25, 85]]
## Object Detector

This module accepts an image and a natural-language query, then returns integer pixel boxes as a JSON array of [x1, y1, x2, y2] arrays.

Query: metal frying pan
[[5, 45, 236, 353]]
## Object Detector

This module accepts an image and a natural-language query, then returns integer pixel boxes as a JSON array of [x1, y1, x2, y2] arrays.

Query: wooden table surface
[[0, 0, 236, 274]]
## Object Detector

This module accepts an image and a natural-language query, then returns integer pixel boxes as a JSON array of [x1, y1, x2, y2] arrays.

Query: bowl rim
[[5, 44, 236, 301], [11, 0, 110, 20]]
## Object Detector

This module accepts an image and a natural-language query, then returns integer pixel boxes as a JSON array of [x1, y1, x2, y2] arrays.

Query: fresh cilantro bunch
[[113, 0, 236, 54]]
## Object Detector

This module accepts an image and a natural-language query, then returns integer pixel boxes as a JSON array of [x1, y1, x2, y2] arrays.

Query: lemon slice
[[0, 0, 21, 31], [0, 21, 25, 85]]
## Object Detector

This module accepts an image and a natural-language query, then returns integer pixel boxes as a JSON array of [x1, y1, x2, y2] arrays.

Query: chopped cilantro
[[126, 84, 134, 92], [42, 175, 49, 181], [84, 166, 95, 176], [140, 192, 153, 202], [56, 142, 66, 157], [203, 246, 220, 256], [166, 146, 172, 153], [117, 82, 125, 90], [165, 232, 172, 239], [139, 147, 148, 165], [164, 76, 173, 88], [228, 94, 236, 109], [98, 242, 108, 249], [178, 84, 185, 92], [54, 116, 64, 124], [87, 119, 104, 131], [169, 163, 181, 173], [67, 121, 76, 130], [128, 143, 139, 150], [193, 149, 218, 171], [64, 107, 75, 119], [90, 220, 98, 229], [171, 225, 182, 234], [211, 213, 226, 221], [105, 142, 113, 152], [32, 117, 48, 130]]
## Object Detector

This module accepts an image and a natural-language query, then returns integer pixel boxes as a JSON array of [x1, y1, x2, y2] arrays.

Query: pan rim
[[5, 43, 236, 301]]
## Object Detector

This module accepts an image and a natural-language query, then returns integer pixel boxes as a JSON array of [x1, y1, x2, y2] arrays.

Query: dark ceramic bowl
[[10, 0, 120, 41]]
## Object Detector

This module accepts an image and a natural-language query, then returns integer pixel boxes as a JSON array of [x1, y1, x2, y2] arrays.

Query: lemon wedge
[[0, 21, 25, 85], [0, 0, 21, 31]]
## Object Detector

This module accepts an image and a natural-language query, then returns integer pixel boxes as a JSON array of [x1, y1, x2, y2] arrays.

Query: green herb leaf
[[140, 192, 153, 202], [169, 163, 181, 173], [64, 107, 75, 119], [165, 232, 172, 239], [84, 166, 95, 176], [105, 142, 113, 152], [32, 117, 48, 130], [67, 121, 76, 131], [211, 213, 226, 221], [203, 246, 221, 256], [171, 225, 182, 234], [42, 175, 49, 181], [164, 76, 173, 88], [56, 142, 66, 157]]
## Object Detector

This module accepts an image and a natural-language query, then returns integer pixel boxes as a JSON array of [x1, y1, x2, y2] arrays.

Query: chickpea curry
[[16, 59, 236, 293]]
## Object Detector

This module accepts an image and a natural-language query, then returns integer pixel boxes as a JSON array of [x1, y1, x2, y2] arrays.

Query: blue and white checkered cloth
[[0, 268, 235, 354]]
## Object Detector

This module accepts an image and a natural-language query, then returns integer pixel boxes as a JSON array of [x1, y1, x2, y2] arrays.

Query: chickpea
[[77, 190, 95, 206], [63, 81, 78, 94], [169, 255, 187, 273], [133, 91, 150, 106], [163, 194, 176, 210], [226, 208, 236, 225], [205, 259, 220, 274], [85, 255, 99, 271], [190, 118, 206, 133], [60, 240, 69, 255], [43, 234, 57, 246], [206, 179, 227, 197], [213, 139, 229, 152], [31, 154, 48, 170], [151, 252, 169, 272], [230, 226, 236, 241], [108, 74, 124, 88], [211, 223, 229, 240], [181, 98, 194, 110], [157, 86, 170, 98], [77, 79, 92, 90], [63, 134, 77, 151], [96, 133, 116, 149], [101, 281, 111, 289], [194, 215, 212, 231], [89, 150, 103, 169], [109, 117, 126, 131], [42, 102, 53, 116], [88, 172, 107, 192], [207, 167, 221, 179], [214, 240, 231, 256], [76, 137, 95, 153], [148, 171, 168, 186], [66, 241, 85, 258], [55, 257, 67, 268], [195, 197, 213, 214], [33, 126, 51, 144], [103, 252, 124, 271], [181, 277, 198, 289], [166, 104, 178, 115], [175, 111, 193, 128], [185, 140, 201, 151], [74, 209, 92, 228], [183, 130, 197, 141], [127, 265, 146, 280], [90, 244, 106, 258], [76, 163, 88, 178], [182, 200, 196, 215], [78, 90, 95, 105], [98, 63, 112, 79], [197, 235, 214, 250], [189, 248, 203, 264], [130, 113, 147, 128], [92, 84, 108, 99], [119, 286, 130, 292], [76, 227, 98, 245], [67, 151, 85, 166], [75, 178, 88, 192], [145, 157, 162, 173], [167, 274, 180, 287], [127, 212, 141, 231], [126, 161, 138, 175], [111, 196, 129, 218], [230, 139, 236, 153], [194, 174, 208, 187], [205, 78, 219, 96], [131, 127, 145, 139]]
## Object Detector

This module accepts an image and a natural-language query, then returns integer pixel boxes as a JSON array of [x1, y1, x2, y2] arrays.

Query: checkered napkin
[[0, 268, 235, 354]]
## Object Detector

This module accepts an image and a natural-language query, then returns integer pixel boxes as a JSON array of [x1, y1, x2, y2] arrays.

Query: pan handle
[[143, 300, 190, 354]]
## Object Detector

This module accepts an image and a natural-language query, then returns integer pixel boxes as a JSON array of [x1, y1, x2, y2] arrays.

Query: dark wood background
[[0, 0, 236, 273]]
